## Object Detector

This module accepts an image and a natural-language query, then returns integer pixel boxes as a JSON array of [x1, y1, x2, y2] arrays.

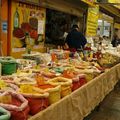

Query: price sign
[[86, 6, 99, 37]]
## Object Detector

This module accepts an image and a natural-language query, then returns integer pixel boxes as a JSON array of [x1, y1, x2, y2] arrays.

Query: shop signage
[[2, 21, 7, 33], [10, 1, 46, 57], [108, 0, 120, 3], [86, 6, 99, 37]]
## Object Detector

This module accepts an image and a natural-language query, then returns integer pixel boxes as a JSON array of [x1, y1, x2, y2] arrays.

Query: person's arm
[[111, 39, 115, 47], [80, 33, 87, 48], [111, 36, 117, 47], [64, 33, 70, 49]]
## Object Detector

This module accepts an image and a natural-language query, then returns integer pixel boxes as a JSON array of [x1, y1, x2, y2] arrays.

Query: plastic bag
[[27, 97, 49, 115]]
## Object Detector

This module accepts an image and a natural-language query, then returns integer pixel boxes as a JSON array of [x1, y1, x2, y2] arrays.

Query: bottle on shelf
[[14, 8, 20, 29], [25, 33, 31, 54]]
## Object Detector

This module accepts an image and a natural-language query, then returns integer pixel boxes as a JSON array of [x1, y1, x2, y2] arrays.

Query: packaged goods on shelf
[[50, 49, 71, 62], [16, 59, 36, 70], [22, 52, 51, 65], [98, 52, 120, 68]]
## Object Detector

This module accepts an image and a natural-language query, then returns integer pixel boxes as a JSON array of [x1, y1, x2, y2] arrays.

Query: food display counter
[[29, 63, 120, 120], [0, 50, 120, 120]]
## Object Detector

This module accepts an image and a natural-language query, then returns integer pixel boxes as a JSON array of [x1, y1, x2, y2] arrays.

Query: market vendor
[[111, 29, 120, 47], [65, 24, 87, 51]]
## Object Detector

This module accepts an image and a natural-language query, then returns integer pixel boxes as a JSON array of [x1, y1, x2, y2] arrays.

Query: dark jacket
[[111, 36, 120, 47], [66, 29, 87, 49]]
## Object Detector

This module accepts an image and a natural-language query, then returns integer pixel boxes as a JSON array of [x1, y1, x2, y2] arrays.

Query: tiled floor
[[84, 82, 120, 120]]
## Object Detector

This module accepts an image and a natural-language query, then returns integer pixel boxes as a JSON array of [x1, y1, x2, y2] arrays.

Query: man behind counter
[[65, 24, 87, 51]]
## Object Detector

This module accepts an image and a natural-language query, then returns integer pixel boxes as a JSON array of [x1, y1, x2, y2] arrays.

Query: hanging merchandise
[[14, 8, 20, 29]]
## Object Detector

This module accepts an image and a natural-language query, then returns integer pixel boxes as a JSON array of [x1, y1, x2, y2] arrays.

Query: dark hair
[[103, 36, 106, 38], [72, 24, 79, 29]]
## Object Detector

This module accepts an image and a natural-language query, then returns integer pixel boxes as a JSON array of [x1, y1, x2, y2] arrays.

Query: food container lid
[[0, 57, 16, 64]]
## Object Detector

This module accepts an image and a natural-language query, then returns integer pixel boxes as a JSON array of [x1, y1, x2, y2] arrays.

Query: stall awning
[[14, 0, 87, 17], [99, 4, 120, 23], [42, 0, 88, 17], [14, 0, 40, 6], [99, 12, 114, 23], [81, 0, 96, 7]]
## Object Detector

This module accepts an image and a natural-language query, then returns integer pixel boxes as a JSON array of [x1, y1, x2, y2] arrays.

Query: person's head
[[60, 20, 67, 32], [72, 24, 79, 31], [103, 36, 106, 39], [114, 28, 118, 35], [113, 28, 119, 38]]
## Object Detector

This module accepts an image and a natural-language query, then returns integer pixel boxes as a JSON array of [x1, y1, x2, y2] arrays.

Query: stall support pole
[[0, 0, 3, 56]]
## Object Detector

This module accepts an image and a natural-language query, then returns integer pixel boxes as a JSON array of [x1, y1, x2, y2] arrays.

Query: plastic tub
[[0, 57, 17, 75]]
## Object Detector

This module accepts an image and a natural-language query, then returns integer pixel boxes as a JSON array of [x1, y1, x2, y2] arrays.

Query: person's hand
[[64, 43, 69, 49]]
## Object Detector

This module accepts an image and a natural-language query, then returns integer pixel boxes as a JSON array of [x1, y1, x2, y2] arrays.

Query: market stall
[[0, 48, 119, 120], [0, 0, 120, 120]]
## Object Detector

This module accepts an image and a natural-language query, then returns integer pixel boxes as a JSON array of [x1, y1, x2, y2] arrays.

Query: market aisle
[[84, 82, 120, 120]]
